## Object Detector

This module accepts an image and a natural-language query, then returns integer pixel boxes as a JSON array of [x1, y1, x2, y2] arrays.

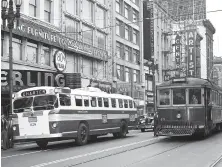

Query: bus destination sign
[[21, 89, 46, 97]]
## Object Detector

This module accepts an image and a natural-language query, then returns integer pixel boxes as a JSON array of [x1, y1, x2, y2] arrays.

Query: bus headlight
[[52, 122, 58, 129], [13, 126, 16, 131]]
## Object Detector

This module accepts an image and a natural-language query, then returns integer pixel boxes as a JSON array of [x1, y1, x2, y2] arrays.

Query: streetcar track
[[30, 137, 167, 167], [58, 137, 171, 167], [209, 154, 222, 167]]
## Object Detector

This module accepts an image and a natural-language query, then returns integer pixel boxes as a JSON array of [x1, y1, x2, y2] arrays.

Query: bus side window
[[98, 97, 103, 107], [75, 96, 82, 106], [118, 99, 123, 108], [124, 100, 128, 108], [129, 100, 133, 108], [111, 98, 116, 108], [103, 98, 109, 107], [83, 96, 89, 107], [133, 101, 137, 108], [59, 94, 71, 106], [91, 97, 97, 107]]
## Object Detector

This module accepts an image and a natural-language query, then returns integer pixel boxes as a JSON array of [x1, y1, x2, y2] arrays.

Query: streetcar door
[[205, 88, 212, 123]]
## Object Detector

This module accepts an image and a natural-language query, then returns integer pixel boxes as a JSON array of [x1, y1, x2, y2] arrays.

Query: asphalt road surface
[[1, 130, 222, 167]]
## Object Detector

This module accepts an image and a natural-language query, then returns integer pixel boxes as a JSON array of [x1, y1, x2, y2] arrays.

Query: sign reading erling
[[6, 18, 108, 61]]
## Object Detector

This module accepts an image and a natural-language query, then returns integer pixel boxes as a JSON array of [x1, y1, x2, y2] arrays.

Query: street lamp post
[[1, 0, 22, 149]]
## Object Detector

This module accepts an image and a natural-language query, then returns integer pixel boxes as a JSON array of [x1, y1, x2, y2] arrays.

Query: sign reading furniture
[[3, 18, 108, 61]]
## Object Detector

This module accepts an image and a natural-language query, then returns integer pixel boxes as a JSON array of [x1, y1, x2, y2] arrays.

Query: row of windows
[[59, 94, 136, 109], [116, 0, 139, 23], [1, 34, 51, 66], [116, 19, 139, 45], [29, 0, 51, 23], [65, 17, 106, 49], [65, 0, 107, 29], [116, 41, 140, 64], [116, 65, 140, 83]]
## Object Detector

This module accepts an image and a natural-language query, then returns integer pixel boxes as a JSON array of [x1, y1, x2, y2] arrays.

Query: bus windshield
[[13, 95, 58, 113]]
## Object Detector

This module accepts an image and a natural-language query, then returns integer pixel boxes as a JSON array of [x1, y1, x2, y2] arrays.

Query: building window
[[40, 45, 50, 66], [26, 40, 38, 63], [29, 0, 36, 17], [12, 36, 22, 61], [124, 3, 129, 19], [116, 0, 120, 13], [82, 24, 93, 45], [65, 17, 79, 39], [117, 64, 124, 81], [65, 0, 78, 15], [96, 6, 105, 28], [125, 67, 130, 82], [97, 31, 106, 49], [82, 0, 93, 23], [103, 61, 107, 78], [133, 69, 140, 83], [116, 19, 120, 36], [133, 49, 139, 64], [116, 42, 121, 58], [133, 9, 138, 22], [133, 29, 138, 44], [125, 25, 129, 40], [124, 46, 130, 61], [44, 0, 51, 22]]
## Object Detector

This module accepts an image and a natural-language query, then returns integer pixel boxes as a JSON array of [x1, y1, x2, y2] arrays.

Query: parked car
[[138, 113, 154, 132]]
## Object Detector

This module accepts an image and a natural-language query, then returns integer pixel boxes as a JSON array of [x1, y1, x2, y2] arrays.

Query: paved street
[[1, 130, 222, 167]]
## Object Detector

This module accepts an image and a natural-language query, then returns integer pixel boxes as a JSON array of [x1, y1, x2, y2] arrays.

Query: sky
[[206, 0, 222, 57]]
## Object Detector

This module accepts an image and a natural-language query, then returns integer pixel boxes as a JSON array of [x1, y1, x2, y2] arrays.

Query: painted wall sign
[[187, 30, 196, 77], [2, 18, 108, 61], [54, 50, 66, 72], [175, 34, 181, 78], [1, 70, 81, 93]]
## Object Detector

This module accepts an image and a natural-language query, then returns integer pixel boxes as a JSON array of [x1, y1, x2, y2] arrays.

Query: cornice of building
[[203, 19, 216, 34]]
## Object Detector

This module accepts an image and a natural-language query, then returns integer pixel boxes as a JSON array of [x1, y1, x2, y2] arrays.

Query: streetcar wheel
[[36, 140, 48, 149], [119, 121, 127, 138], [141, 128, 145, 132], [76, 123, 89, 146]]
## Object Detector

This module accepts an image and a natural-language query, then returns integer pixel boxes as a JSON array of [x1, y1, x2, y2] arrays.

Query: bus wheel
[[36, 140, 48, 149], [76, 123, 89, 146], [113, 133, 119, 138], [119, 121, 127, 138], [141, 128, 145, 132]]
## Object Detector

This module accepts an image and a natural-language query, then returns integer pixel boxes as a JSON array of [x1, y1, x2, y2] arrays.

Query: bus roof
[[157, 77, 222, 92], [14, 86, 134, 100]]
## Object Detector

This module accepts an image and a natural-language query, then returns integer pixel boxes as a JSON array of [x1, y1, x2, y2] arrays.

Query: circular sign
[[54, 50, 66, 72]]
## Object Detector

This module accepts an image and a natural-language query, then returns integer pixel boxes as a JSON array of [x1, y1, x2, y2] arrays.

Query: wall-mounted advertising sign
[[3, 18, 108, 61], [175, 34, 181, 77], [1, 70, 81, 93], [187, 30, 196, 77], [54, 50, 66, 72]]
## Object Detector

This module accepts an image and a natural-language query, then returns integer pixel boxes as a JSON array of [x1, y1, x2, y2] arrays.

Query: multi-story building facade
[[212, 57, 222, 87], [1, 0, 111, 111], [143, 0, 174, 114], [112, 0, 145, 113]]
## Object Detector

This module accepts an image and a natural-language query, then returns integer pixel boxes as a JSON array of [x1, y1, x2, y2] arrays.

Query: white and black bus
[[12, 86, 138, 148]]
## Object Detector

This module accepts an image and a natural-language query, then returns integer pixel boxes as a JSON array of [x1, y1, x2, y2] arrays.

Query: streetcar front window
[[189, 89, 201, 104], [159, 89, 170, 105], [13, 97, 33, 113], [173, 89, 186, 105], [33, 95, 58, 110]]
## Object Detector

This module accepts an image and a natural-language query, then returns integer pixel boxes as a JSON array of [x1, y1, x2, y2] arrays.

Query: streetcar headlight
[[13, 126, 16, 131]]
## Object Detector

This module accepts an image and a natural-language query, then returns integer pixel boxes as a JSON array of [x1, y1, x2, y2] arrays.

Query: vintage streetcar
[[155, 77, 222, 137], [12, 86, 138, 148]]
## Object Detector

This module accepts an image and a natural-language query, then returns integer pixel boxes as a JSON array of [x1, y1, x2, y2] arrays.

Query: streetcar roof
[[157, 77, 222, 92]]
